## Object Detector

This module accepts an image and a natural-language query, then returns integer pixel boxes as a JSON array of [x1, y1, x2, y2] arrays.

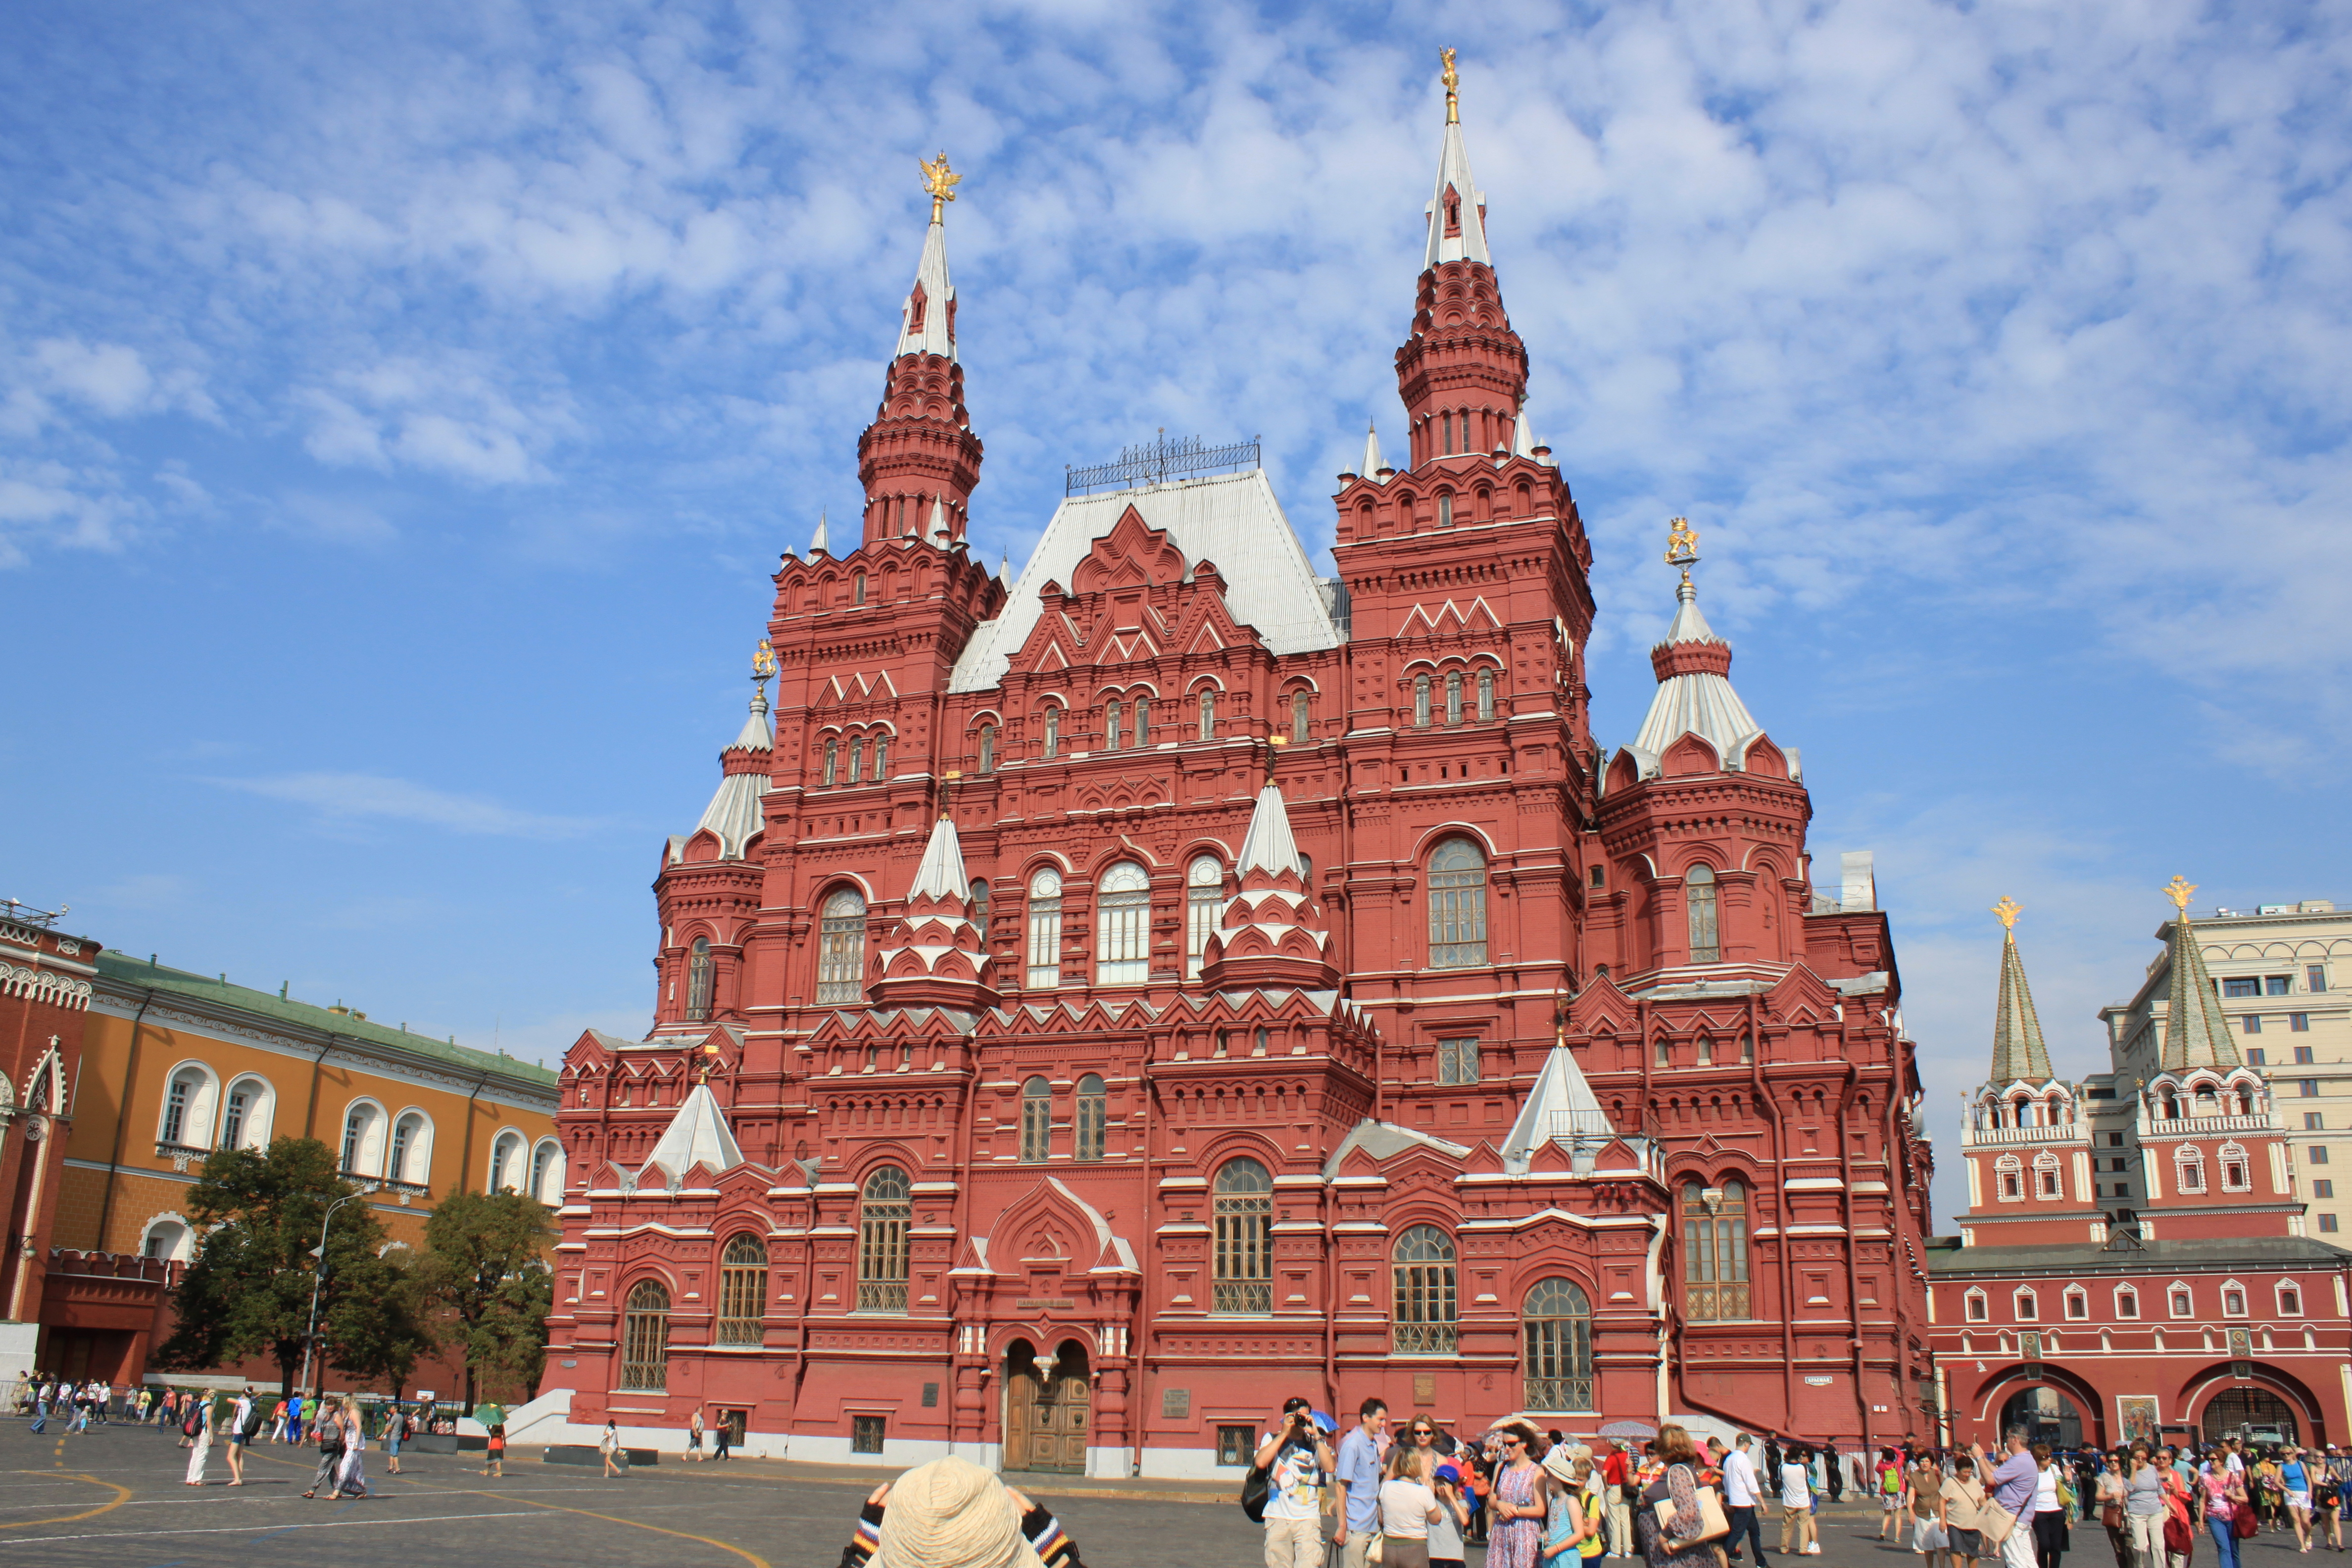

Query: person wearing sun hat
[[834, 1455, 1086, 1568]]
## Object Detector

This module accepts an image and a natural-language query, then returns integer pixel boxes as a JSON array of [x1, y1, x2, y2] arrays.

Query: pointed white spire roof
[[929, 494, 951, 543], [641, 1080, 743, 1184], [1501, 1032, 1614, 1174], [998, 553, 1011, 587], [809, 509, 830, 556], [1236, 781, 1303, 878], [895, 215, 957, 361], [1362, 420, 1385, 477], [908, 814, 971, 903], [1423, 114, 1492, 268], [1513, 408, 1535, 458], [727, 687, 773, 752], [1629, 571, 1786, 778]]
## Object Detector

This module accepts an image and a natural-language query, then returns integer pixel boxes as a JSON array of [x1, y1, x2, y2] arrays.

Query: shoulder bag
[[1978, 1496, 2026, 1548], [1650, 1466, 1731, 1548]]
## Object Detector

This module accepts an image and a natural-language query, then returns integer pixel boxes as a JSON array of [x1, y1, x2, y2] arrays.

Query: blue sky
[[4, 1, 2347, 1224]]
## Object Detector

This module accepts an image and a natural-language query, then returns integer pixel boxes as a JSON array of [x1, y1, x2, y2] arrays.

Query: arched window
[[1997, 1154, 2023, 1199], [1075, 1074, 1107, 1162], [1392, 1226, 1458, 1354], [1445, 670, 1464, 725], [1213, 1157, 1273, 1314], [1686, 865, 1720, 963], [2064, 1287, 2089, 1320], [824, 738, 839, 786], [817, 888, 867, 1004], [1477, 668, 1496, 722], [1133, 694, 1151, 745], [620, 1279, 671, 1390], [2115, 1286, 2140, 1319], [853, 571, 867, 605], [389, 1112, 431, 1185], [1414, 674, 1432, 728], [686, 937, 714, 1021], [1682, 1179, 1751, 1321], [2176, 1148, 2206, 1193], [717, 1234, 767, 1343], [857, 1166, 912, 1312], [1427, 837, 1489, 968], [1043, 705, 1061, 759], [1439, 492, 1454, 529], [529, 1139, 562, 1203], [847, 735, 865, 783], [1440, 412, 1455, 454], [1198, 689, 1216, 740], [489, 1130, 523, 1193], [873, 735, 889, 779], [220, 1075, 272, 1151], [1292, 689, 1310, 743], [978, 725, 996, 774], [1020, 1077, 1053, 1163], [2220, 1141, 2252, 1191], [1964, 1288, 1989, 1322], [160, 1065, 214, 1149], [971, 879, 991, 928], [142, 1218, 192, 1263], [1185, 855, 1224, 979], [1522, 1278, 1594, 1412], [1104, 699, 1123, 750], [342, 1103, 383, 1175], [1096, 861, 1151, 985], [2014, 1287, 2039, 1322], [1026, 868, 1063, 989]]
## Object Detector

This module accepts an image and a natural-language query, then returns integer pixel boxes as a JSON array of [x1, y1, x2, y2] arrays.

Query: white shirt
[[1782, 1462, 1812, 1508], [1724, 1449, 1762, 1508], [2226, 1453, 2246, 1473]]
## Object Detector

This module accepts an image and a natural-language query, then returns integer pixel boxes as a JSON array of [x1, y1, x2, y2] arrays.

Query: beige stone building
[[2102, 899, 2352, 1236]]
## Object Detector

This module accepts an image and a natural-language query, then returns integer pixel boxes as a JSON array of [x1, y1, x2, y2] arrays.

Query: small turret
[[870, 812, 998, 1011], [1199, 781, 1338, 991]]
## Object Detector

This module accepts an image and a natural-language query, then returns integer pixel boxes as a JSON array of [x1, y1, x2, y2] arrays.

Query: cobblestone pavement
[[3, 1423, 2336, 1568]]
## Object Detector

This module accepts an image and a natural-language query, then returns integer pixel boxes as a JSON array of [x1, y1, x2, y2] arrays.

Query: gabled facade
[[543, 67, 1936, 1477]]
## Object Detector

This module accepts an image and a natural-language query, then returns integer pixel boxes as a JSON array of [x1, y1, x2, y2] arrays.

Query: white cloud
[[206, 771, 606, 838]]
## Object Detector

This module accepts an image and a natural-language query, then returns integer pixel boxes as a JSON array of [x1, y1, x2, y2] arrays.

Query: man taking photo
[[1255, 1397, 1335, 1568]]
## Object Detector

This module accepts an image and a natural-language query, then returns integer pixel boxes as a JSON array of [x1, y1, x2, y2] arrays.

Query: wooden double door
[[1004, 1341, 1089, 1474]]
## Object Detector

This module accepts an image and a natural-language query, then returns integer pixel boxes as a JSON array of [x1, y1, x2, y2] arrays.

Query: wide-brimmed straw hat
[[876, 1456, 1044, 1568]]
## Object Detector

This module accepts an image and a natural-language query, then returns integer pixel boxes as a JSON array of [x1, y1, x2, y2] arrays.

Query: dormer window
[[1686, 865, 1720, 964], [907, 284, 927, 334], [1444, 189, 1462, 237]]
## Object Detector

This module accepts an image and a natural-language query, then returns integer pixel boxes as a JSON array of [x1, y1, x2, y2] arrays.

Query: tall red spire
[[1395, 51, 1529, 471], [856, 152, 984, 547]]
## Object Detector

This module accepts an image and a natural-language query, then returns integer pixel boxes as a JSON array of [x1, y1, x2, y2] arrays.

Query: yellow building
[[41, 949, 557, 1381]]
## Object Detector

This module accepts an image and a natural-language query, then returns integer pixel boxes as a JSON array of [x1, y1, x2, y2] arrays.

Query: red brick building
[[1926, 888, 2352, 1451], [543, 73, 1938, 1476]]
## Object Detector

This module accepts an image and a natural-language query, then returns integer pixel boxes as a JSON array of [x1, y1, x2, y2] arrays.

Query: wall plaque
[[1017, 1299, 1075, 1311], [1162, 1388, 1191, 1420], [1414, 1373, 1435, 1406], [922, 1382, 939, 1408]]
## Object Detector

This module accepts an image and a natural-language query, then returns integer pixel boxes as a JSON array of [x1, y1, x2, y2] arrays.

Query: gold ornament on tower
[[1992, 896, 2021, 931], [1665, 515, 1700, 583], [2164, 875, 2197, 911], [752, 639, 777, 681], [920, 151, 961, 223], [1440, 47, 1460, 124]]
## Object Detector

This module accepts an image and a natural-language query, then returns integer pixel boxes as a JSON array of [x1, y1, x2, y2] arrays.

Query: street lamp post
[[296, 1193, 358, 1401]]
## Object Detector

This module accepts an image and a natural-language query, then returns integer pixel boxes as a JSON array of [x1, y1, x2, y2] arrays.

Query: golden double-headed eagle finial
[[1440, 47, 1460, 124], [1992, 896, 2021, 932], [920, 151, 960, 223], [1664, 516, 1700, 583], [752, 638, 777, 681], [2163, 875, 2197, 912]]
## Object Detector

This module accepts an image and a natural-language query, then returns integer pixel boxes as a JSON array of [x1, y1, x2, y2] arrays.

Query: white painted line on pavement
[[0, 1509, 541, 1546]]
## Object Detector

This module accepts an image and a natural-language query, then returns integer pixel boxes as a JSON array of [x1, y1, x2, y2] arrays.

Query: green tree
[[152, 1137, 387, 1395], [326, 1245, 439, 1396], [413, 1189, 556, 1409]]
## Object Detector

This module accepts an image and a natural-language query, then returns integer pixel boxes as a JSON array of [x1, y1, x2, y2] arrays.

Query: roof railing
[[1067, 432, 1260, 495]]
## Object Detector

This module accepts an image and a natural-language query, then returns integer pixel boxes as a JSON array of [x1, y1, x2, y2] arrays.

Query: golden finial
[[2163, 875, 2197, 912], [1992, 896, 2021, 933], [919, 151, 960, 224], [1665, 515, 1700, 585], [1440, 47, 1460, 125], [752, 638, 777, 681]]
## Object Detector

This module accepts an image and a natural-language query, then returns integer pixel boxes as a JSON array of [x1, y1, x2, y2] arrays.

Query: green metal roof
[[94, 949, 558, 1095], [1924, 1234, 2352, 1277]]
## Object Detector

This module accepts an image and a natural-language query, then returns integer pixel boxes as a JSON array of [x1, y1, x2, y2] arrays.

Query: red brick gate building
[[543, 70, 1938, 1477]]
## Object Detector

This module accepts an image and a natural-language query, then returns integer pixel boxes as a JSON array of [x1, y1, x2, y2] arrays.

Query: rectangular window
[[2292, 1015, 2310, 1032], [1133, 696, 1150, 745], [2115, 1290, 2139, 1319], [2297, 1045, 2315, 1063], [2315, 1179, 2335, 1199], [2301, 1079, 2320, 1097], [1027, 900, 1062, 990], [2251, 1048, 2268, 1066], [2310, 966, 2329, 992], [1965, 1293, 1987, 1322], [2106, 1132, 2125, 1146], [2323, 1214, 2341, 1234], [2171, 1290, 2193, 1317], [1185, 885, 1220, 980], [1103, 701, 1121, 750], [1292, 690, 1310, 743], [2244, 1015, 2263, 1034], [2281, 1287, 2303, 1316], [1436, 1037, 1480, 1085], [2311, 1144, 2330, 1162], [1020, 1093, 1051, 1163], [1217, 1425, 1255, 1467], [2224, 977, 2262, 998], [2014, 1293, 2037, 1322], [1590, 865, 1606, 890], [851, 1415, 886, 1454], [2065, 1292, 2088, 1320], [2268, 975, 2295, 996], [1096, 884, 1151, 986]]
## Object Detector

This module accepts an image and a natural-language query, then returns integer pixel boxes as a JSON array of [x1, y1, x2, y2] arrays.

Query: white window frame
[[2012, 1286, 2039, 1322], [1964, 1288, 1989, 1323], [2220, 1278, 2249, 1318], [1095, 861, 1151, 986], [2167, 1281, 2195, 1319], [1185, 855, 1223, 980], [2113, 1285, 2140, 1320], [1026, 867, 1063, 989]]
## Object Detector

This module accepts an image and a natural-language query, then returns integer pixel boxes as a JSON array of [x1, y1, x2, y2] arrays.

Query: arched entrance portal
[[1004, 1338, 1090, 1473], [2001, 1386, 2084, 1449], [2204, 1388, 2300, 1445]]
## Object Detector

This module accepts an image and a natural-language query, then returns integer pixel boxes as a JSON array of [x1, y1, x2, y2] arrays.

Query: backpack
[[1241, 1460, 1273, 1523], [182, 1407, 202, 1437], [1883, 1465, 1902, 1495]]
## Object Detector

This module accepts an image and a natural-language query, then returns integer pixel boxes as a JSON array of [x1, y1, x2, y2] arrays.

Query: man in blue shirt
[[1973, 1430, 2041, 1568], [1333, 1396, 1390, 1568]]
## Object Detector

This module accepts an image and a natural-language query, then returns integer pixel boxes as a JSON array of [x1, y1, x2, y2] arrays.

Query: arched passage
[[2002, 1384, 2084, 1448], [1003, 1337, 1090, 1474]]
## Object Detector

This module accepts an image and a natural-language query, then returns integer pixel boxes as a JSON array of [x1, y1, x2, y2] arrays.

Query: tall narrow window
[[342, 1105, 379, 1174], [1392, 1226, 1458, 1354], [1414, 674, 1432, 727], [163, 1073, 193, 1145], [1213, 1157, 1273, 1313], [389, 1115, 411, 1181], [1439, 493, 1454, 529], [872, 736, 889, 779], [1042, 706, 1060, 759], [717, 1234, 767, 1343], [857, 1167, 911, 1311], [1441, 412, 1454, 454], [853, 572, 867, 605], [971, 879, 991, 930], [1427, 837, 1489, 968], [1198, 689, 1216, 740], [1133, 695, 1150, 745], [1686, 865, 1720, 963], [824, 738, 839, 786], [1096, 861, 1151, 984], [1682, 1179, 1751, 1320], [1104, 700, 1123, 750], [222, 1087, 249, 1150], [816, 888, 868, 1004], [1026, 868, 1063, 989], [1445, 671, 1463, 725], [1292, 689, 1310, 742], [1186, 855, 1224, 980], [1477, 669, 1496, 722], [528, 1140, 556, 1202], [1522, 1278, 1594, 1412], [978, 726, 995, 773], [1075, 1074, 1107, 1161], [848, 736, 865, 783], [1020, 1077, 1053, 1162], [686, 937, 714, 1021], [620, 1279, 671, 1390]]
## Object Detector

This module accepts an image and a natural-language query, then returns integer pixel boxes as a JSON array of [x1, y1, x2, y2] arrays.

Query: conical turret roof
[[2160, 881, 2240, 1072], [908, 814, 971, 903], [1423, 99, 1491, 268], [895, 212, 957, 362], [641, 1080, 743, 1185], [1987, 903, 2054, 1083], [1362, 420, 1386, 477]]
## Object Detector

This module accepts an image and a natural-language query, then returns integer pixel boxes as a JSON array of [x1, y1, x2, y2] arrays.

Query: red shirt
[[1604, 1451, 1631, 1486]]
